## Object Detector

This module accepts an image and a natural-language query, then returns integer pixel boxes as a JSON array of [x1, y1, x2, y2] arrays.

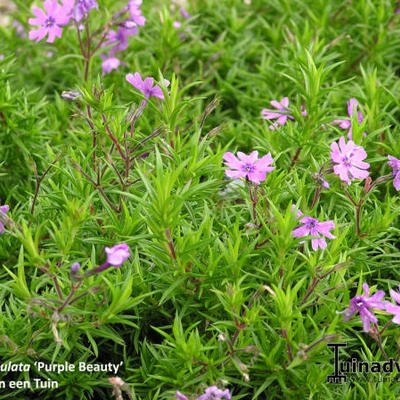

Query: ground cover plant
[[1, 0, 400, 398]]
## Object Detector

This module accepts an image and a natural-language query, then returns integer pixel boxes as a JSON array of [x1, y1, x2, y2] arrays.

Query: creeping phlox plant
[[2, 0, 400, 399], [28, 0, 146, 76]]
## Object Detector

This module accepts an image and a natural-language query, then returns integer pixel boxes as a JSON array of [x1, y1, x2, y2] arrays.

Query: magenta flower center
[[342, 156, 352, 167], [354, 295, 365, 309], [243, 163, 255, 173], [45, 17, 55, 27]]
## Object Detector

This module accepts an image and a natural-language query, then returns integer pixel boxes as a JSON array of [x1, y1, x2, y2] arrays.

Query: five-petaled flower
[[105, 243, 131, 267], [28, 0, 73, 43], [333, 98, 366, 140], [330, 136, 369, 185], [291, 215, 336, 251], [387, 155, 400, 191], [342, 283, 386, 332], [0, 205, 9, 234], [223, 151, 275, 185], [126, 72, 170, 102]]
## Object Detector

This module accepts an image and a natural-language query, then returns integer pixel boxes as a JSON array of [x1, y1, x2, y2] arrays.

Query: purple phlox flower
[[176, 387, 231, 400], [126, 72, 170, 101], [73, 0, 99, 21], [0, 55, 4, 61], [28, 0, 73, 43], [312, 173, 330, 189], [291, 216, 336, 251], [341, 283, 386, 332], [388, 155, 400, 191], [101, 55, 121, 75], [128, 0, 146, 26], [103, 23, 138, 56], [261, 97, 294, 130], [173, 20, 182, 29], [312, 164, 330, 189], [105, 243, 130, 267], [0, 205, 9, 234], [223, 150, 275, 185], [197, 386, 231, 400], [71, 262, 81, 272], [330, 136, 369, 185], [333, 98, 366, 140], [386, 285, 400, 324], [180, 8, 191, 19], [13, 20, 27, 38]]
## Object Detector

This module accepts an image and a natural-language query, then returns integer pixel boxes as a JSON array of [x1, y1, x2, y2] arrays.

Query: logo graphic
[[326, 342, 400, 384], [326, 343, 347, 383]]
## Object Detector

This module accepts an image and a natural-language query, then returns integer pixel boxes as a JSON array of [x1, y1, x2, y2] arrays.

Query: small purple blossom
[[197, 386, 231, 400], [223, 151, 275, 185], [105, 243, 130, 267], [333, 98, 366, 140], [101, 55, 121, 75], [0, 205, 9, 234], [73, 0, 99, 21], [330, 136, 369, 185], [126, 72, 170, 101], [173, 21, 182, 29], [342, 283, 386, 332], [13, 20, 27, 38], [103, 24, 138, 56], [28, 0, 73, 43], [176, 387, 231, 400], [292, 215, 336, 251], [71, 262, 81, 272], [261, 97, 306, 130], [261, 97, 294, 130], [387, 155, 400, 191], [386, 286, 400, 324], [180, 8, 191, 19], [127, 0, 146, 26]]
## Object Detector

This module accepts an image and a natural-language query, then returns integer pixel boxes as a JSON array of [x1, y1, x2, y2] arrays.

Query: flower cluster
[[341, 283, 400, 332], [333, 98, 366, 140], [261, 97, 306, 130], [176, 386, 231, 400], [74, 0, 98, 22], [101, 1, 146, 75], [28, 0, 145, 77], [127, 0, 146, 26]]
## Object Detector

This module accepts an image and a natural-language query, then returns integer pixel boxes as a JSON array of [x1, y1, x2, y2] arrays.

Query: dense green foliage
[[1, 0, 400, 399]]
